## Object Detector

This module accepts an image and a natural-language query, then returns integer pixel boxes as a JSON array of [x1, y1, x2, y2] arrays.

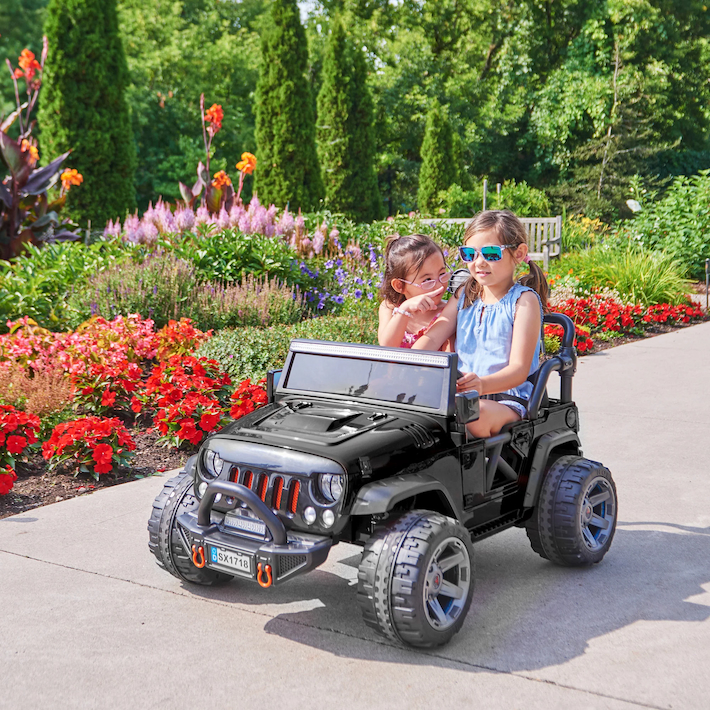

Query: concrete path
[[2, 323, 710, 710]]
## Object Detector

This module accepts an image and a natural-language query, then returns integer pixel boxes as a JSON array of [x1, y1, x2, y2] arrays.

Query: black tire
[[147, 472, 232, 585], [357, 510, 474, 648], [526, 455, 617, 566]]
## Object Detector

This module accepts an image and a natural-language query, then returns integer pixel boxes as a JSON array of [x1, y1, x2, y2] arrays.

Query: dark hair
[[459, 210, 549, 311], [379, 233, 446, 307]]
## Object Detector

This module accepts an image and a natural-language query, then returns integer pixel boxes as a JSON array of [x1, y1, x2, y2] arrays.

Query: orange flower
[[205, 103, 223, 132], [18, 49, 41, 81], [13, 68, 24, 79], [20, 139, 39, 164], [212, 170, 232, 189], [61, 168, 83, 191], [236, 152, 257, 175]]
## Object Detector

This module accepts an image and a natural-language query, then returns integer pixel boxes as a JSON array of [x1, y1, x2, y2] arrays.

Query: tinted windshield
[[284, 353, 447, 409]]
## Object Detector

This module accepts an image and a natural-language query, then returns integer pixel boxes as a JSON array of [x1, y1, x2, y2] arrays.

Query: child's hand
[[457, 371, 483, 395], [402, 285, 445, 314]]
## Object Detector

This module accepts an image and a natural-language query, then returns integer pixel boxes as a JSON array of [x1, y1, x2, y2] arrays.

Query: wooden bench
[[425, 216, 562, 270]]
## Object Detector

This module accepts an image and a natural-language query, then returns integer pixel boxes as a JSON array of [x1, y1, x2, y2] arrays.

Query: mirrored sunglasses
[[399, 272, 452, 291], [459, 244, 515, 263]]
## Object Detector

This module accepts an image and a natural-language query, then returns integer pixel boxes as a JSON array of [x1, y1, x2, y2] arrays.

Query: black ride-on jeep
[[148, 313, 617, 648]]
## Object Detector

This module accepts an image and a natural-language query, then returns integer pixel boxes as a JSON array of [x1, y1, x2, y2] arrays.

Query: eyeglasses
[[459, 244, 515, 263], [399, 272, 452, 291]]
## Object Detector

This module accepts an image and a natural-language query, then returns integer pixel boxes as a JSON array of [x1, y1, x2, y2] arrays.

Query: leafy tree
[[316, 18, 382, 221], [254, 0, 323, 211], [117, 0, 265, 210], [38, 0, 136, 227], [417, 102, 461, 215]]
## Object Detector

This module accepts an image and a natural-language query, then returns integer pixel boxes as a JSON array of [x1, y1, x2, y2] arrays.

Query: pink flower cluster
[[104, 195, 298, 244]]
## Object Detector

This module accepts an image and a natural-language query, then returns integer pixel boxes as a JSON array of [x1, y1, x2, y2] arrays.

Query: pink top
[[401, 313, 442, 348]]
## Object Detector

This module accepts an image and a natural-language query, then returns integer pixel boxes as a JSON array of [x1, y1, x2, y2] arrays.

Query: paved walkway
[[2, 323, 710, 709]]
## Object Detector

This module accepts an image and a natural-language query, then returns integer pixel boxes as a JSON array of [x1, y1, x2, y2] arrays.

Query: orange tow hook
[[192, 544, 206, 568], [257, 562, 273, 588]]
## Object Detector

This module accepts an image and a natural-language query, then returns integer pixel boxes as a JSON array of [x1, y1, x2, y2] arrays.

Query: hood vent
[[402, 422, 435, 449]]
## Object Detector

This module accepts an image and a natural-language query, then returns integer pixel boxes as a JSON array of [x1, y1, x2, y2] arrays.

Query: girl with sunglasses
[[378, 233, 454, 351], [413, 210, 549, 438]]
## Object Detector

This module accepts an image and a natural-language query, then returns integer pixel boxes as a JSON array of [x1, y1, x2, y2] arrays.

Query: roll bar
[[526, 313, 577, 420]]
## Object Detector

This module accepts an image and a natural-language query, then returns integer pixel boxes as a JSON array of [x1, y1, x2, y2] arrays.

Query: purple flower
[[333, 295, 344, 304], [175, 207, 196, 232], [354, 289, 363, 299], [153, 285, 158, 296], [325, 259, 334, 269], [276, 206, 295, 237], [195, 206, 212, 225], [216, 207, 231, 230], [367, 292, 374, 300]]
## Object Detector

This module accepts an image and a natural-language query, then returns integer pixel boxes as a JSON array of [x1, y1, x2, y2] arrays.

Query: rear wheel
[[526, 455, 617, 566], [357, 510, 474, 648], [147, 472, 232, 585]]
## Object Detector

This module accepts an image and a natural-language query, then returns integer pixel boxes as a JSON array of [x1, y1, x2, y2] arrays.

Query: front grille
[[220, 464, 305, 515]]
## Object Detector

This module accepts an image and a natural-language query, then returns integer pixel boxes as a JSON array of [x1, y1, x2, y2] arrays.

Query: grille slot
[[272, 476, 284, 510], [288, 480, 300, 513]]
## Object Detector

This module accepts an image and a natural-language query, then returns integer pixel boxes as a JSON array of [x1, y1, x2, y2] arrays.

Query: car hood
[[218, 400, 447, 472]]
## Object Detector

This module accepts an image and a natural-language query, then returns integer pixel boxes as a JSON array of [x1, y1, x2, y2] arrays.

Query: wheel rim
[[579, 476, 616, 552], [422, 536, 471, 631]]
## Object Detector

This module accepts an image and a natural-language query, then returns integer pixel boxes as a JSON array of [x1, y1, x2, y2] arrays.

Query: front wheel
[[526, 455, 617, 566], [147, 472, 232, 585], [357, 510, 474, 648]]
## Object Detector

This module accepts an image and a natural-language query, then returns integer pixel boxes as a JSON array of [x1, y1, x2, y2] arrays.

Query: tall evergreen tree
[[254, 0, 323, 211], [317, 19, 382, 222], [38, 0, 136, 228], [417, 102, 461, 215]]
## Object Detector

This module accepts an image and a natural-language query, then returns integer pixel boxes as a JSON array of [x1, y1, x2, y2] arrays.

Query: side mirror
[[266, 369, 282, 403], [455, 390, 479, 425]]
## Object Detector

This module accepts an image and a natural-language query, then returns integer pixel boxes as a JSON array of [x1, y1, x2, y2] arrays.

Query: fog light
[[214, 493, 222, 503], [198, 481, 208, 497], [303, 506, 316, 525], [322, 509, 335, 528]]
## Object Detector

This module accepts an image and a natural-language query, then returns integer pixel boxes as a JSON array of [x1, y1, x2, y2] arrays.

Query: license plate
[[224, 513, 267, 537], [209, 546, 253, 576]]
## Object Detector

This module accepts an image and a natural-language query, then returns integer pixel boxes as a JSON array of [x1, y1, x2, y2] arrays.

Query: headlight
[[203, 449, 224, 478], [317, 473, 344, 503]]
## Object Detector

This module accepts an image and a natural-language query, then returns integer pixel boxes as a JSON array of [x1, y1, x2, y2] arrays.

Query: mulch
[[0, 427, 189, 520], [1, 309, 707, 520]]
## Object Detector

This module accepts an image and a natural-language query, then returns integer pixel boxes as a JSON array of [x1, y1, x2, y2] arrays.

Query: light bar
[[289, 340, 450, 368]]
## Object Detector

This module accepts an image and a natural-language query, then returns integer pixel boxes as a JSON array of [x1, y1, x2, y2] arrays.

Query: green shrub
[[561, 214, 608, 252], [0, 240, 129, 331], [70, 254, 305, 331], [619, 172, 710, 280], [197, 313, 378, 382], [170, 230, 304, 287], [437, 180, 551, 220], [555, 245, 690, 306]]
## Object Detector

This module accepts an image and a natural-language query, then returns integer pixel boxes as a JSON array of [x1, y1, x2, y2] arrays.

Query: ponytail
[[518, 258, 549, 312]]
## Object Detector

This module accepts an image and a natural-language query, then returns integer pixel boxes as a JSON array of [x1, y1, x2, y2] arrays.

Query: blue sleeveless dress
[[456, 282, 543, 416]]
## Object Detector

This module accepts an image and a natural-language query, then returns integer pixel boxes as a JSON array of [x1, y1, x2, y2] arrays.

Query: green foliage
[[38, 0, 136, 227], [316, 19, 382, 222], [117, 0, 264, 210], [618, 172, 710, 280], [254, 0, 323, 211], [69, 254, 305, 331], [196, 312, 378, 382], [417, 103, 461, 215], [169, 230, 303, 287], [556, 245, 690, 307], [437, 179, 551, 219], [561, 214, 608, 253], [0, 240, 128, 330]]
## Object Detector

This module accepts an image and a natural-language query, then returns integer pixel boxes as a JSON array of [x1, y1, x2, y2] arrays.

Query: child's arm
[[378, 286, 446, 347], [457, 291, 541, 395], [411, 295, 458, 351]]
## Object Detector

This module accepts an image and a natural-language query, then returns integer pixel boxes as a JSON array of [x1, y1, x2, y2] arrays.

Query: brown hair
[[379, 233, 446, 307], [459, 210, 549, 311]]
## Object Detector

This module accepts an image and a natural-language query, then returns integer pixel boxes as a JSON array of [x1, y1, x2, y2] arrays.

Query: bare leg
[[466, 399, 521, 438]]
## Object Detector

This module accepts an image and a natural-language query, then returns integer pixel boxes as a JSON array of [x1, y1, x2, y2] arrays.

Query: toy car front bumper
[[176, 480, 332, 586]]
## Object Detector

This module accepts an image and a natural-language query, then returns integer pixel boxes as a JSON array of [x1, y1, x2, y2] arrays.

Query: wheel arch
[[350, 473, 461, 520], [523, 429, 581, 508]]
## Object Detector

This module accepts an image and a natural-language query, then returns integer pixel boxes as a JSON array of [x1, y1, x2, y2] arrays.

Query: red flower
[[6, 435, 28, 455], [131, 396, 142, 413], [101, 389, 117, 407], [200, 411, 221, 432], [0, 467, 18, 496]]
